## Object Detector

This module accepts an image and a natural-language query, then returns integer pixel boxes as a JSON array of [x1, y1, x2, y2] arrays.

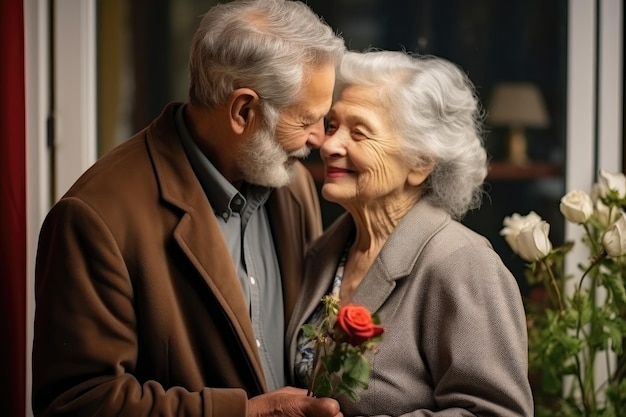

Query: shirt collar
[[175, 104, 272, 221], [175, 104, 245, 221]]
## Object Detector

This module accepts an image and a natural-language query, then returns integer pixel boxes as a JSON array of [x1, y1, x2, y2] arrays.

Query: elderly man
[[32, 1, 345, 416]]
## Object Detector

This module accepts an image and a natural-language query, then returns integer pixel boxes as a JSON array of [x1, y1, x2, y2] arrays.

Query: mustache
[[288, 145, 311, 160]]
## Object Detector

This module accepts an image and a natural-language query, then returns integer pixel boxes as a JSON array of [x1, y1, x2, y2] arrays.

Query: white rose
[[594, 199, 621, 228], [598, 169, 626, 199], [516, 220, 553, 262], [602, 211, 626, 257], [500, 211, 543, 255], [560, 190, 593, 224]]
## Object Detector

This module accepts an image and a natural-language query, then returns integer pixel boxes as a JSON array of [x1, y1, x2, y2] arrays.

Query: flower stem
[[572, 253, 605, 415], [576, 252, 607, 293], [583, 223, 600, 254], [542, 259, 564, 313], [307, 340, 323, 397], [572, 354, 590, 413]]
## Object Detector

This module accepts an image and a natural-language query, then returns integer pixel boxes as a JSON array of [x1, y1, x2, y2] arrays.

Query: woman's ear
[[229, 88, 260, 134], [407, 160, 434, 187]]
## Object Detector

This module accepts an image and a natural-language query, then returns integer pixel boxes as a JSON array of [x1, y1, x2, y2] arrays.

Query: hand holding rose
[[248, 387, 343, 417]]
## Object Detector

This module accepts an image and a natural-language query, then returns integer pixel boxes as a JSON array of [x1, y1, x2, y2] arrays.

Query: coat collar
[[145, 102, 267, 392], [287, 200, 450, 350]]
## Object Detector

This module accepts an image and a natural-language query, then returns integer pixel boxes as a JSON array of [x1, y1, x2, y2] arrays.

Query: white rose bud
[[516, 220, 552, 262], [598, 169, 626, 199], [560, 190, 593, 224], [602, 211, 626, 257], [500, 211, 543, 255], [595, 199, 621, 228]]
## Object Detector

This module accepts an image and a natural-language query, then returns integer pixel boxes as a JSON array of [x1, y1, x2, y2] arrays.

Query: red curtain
[[0, 0, 27, 416]]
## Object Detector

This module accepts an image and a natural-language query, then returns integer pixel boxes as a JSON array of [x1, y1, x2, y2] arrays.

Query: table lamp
[[487, 82, 550, 165]]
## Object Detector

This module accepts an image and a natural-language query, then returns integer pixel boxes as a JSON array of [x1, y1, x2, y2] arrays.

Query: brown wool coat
[[32, 102, 323, 417]]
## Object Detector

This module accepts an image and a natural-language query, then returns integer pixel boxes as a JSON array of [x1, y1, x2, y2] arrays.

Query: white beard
[[239, 116, 310, 188]]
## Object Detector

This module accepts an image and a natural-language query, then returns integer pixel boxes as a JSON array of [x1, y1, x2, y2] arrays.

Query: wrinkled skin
[[248, 387, 343, 417]]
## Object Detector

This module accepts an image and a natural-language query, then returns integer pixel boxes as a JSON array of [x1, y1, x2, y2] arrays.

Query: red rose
[[335, 304, 384, 346]]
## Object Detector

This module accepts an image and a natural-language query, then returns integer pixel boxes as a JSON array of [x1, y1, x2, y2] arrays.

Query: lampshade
[[487, 82, 550, 128]]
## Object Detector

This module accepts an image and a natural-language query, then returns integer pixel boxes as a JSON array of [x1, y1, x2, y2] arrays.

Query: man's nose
[[307, 119, 326, 148]]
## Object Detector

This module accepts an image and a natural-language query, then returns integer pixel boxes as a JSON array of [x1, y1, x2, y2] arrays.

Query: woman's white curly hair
[[335, 50, 488, 220]]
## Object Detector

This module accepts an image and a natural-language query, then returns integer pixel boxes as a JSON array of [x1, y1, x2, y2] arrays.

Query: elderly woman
[[286, 50, 533, 416]]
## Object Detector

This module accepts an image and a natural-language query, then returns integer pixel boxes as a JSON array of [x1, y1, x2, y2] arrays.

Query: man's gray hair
[[189, 0, 345, 111]]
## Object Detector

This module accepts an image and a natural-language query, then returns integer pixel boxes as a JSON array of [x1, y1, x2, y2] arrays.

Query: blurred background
[[96, 0, 570, 295]]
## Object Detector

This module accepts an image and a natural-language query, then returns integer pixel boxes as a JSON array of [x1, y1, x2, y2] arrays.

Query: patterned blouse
[[293, 248, 348, 387]]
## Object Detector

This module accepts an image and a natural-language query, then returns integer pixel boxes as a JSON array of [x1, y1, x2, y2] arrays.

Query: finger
[[307, 397, 341, 417], [276, 386, 308, 396]]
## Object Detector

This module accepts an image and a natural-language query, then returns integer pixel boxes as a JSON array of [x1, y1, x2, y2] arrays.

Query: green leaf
[[343, 352, 371, 386], [324, 349, 343, 373], [605, 378, 626, 414], [301, 324, 318, 339], [312, 373, 333, 398], [605, 271, 626, 307], [336, 383, 361, 402], [605, 319, 624, 354]]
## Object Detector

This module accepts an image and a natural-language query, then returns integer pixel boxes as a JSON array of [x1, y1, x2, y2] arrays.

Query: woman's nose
[[320, 130, 346, 158]]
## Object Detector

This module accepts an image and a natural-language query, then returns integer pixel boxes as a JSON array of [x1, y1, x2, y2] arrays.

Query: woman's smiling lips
[[326, 166, 355, 179]]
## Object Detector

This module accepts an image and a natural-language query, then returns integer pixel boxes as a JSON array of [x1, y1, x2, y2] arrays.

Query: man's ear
[[407, 160, 435, 187], [229, 88, 260, 134]]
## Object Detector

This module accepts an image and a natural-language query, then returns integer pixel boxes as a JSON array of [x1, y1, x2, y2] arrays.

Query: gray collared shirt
[[175, 104, 285, 389]]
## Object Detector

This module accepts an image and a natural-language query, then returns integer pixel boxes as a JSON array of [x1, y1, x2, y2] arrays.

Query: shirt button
[[250, 276, 256, 285], [256, 339, 261, 348], [221, 211, 228, 220]]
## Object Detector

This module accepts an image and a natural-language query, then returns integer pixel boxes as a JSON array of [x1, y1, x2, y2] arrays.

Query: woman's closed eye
[[351, 129, 369, 140], [325, 121, 338, 135]]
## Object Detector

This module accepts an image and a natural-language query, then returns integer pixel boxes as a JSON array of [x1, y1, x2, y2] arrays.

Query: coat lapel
[[145, 103, 267, 391], [265, 163, 323, 325], [352, 200, 450, 312], [295, 201, 450, 320], [350, 259, 396, 314]]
